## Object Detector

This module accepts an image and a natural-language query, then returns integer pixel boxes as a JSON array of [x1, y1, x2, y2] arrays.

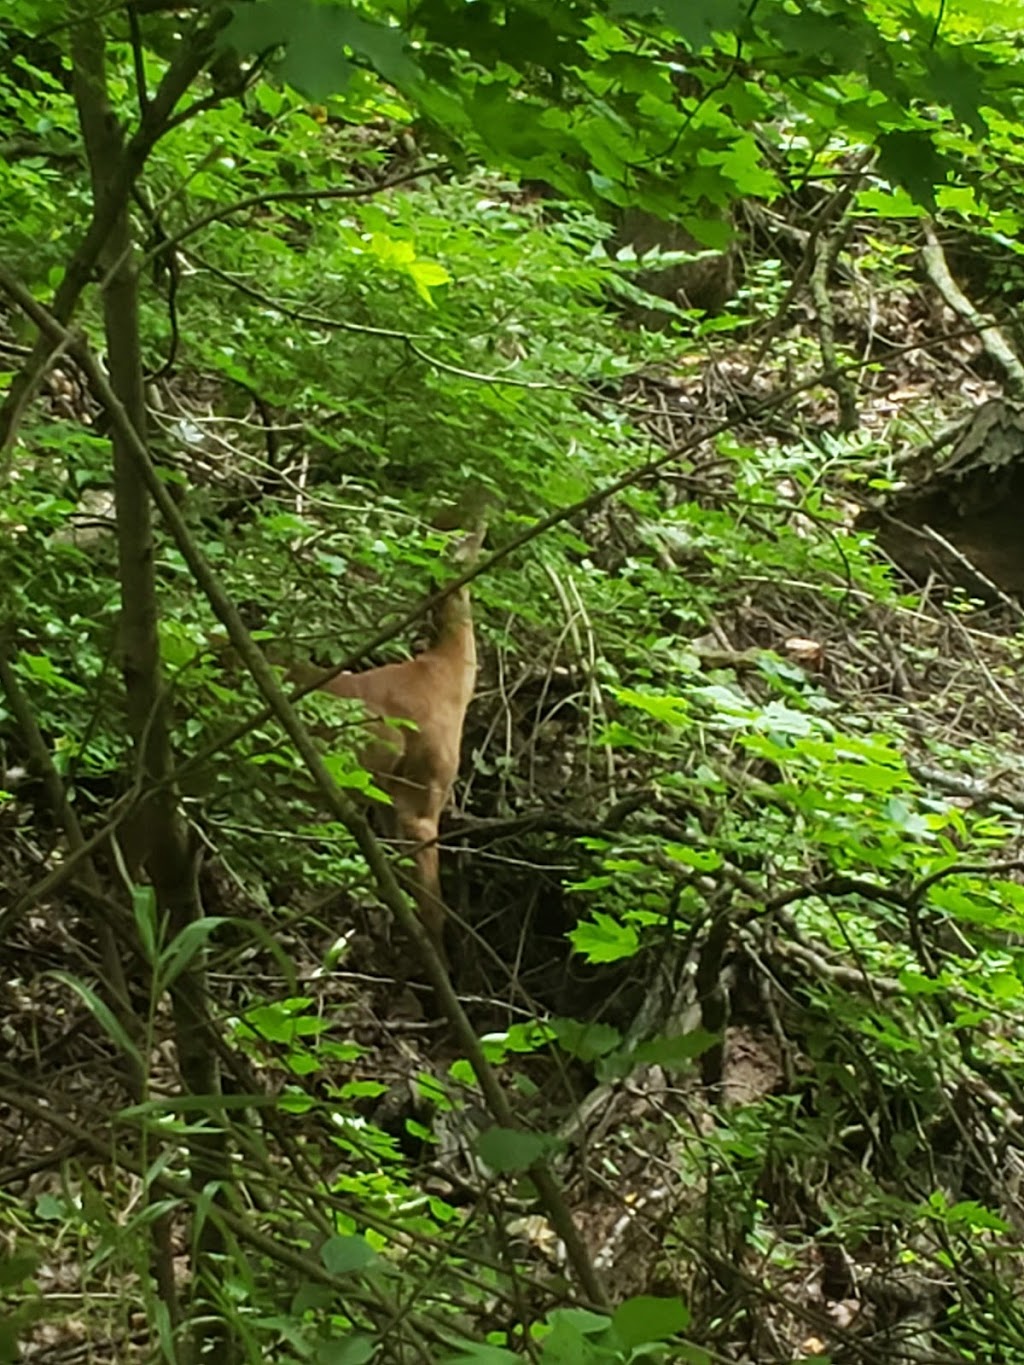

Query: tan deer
[[296, 519, 486, 965]]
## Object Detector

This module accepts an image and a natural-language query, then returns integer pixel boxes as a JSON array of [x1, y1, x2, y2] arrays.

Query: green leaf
[[876, 130, 947, 213], [132, 884, 158, 965], [617, 686, 692, 726], [157, 917, 231, 992], [941, 1200, 1011, 1233], [503, 1021, 559, 1054], [321, 1235, 377, 1274], [292, 1282, 336, 1315], [263, 512, 315, 537], [449, 1058, 478, 1088], [881, 797, 929, 836], [857, 187, 921, 219], [568, 912, 640, 963], [224, 0, 421, 101], [241, 999, 320, 1045], [334, 10, 420, 89], [612, 1295, 690, 1347], [707, 135, 780, 198], [317, 1335, 376, 1365], [547, 1308, 611, 1338], [532, 1306, 613, 1362], [284, 1051, 320, 1076], [34, 1194, 65, 1221], [549, 1017, 622, 1062], [898, 969, 946, 997], [923, 48, 989, 136], [417, 1071, 456, 1110], [600, 1030, 719, 1081], [0, 1255, 38, 1289], [475, 1126, 561, 1174], [408, 257, 452, 304], [338, 1080, 388, 1099], [322, 751, 390, 802], [632, 1031, 719, 1068], [365, 232, 451, 303], [16, 651, 84, 693], [663, 843, 722, 872], [442, 1346, 518, 1365], [48, 971, 142, 1069], [609, 0, 747, 51]]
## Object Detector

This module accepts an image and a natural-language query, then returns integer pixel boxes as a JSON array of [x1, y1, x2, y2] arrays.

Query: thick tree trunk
[[70, 9, 233, 1360]]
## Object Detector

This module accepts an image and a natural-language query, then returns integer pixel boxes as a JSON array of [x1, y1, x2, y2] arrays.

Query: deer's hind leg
[[391, 780, 451, 970]]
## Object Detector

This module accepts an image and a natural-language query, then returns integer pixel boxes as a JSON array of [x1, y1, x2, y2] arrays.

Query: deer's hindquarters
[[327, 692, 456, 961]]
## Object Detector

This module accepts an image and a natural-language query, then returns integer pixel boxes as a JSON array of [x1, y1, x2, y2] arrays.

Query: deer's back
[[322, 648, 473, 797]]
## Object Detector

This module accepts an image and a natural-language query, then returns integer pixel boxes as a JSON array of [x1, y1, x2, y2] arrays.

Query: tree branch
[[922, 220, 1024, 398]]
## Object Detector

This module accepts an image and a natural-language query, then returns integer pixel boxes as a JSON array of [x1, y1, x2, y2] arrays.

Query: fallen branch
[[922, 221, 1024, 398]]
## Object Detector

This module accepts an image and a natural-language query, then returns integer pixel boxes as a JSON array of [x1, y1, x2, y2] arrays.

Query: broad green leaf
[[662, 843, 722, 871], [705, 136, 780, 198], [549, 1017, 622, 1062], [224, 0, 420, 100], [443, 1346, 518, 1364], [935, 185, 981, 216], [923, 48, 989, 136], [898, 969, 946, 997], [856, 186, 922, 217], [985, 970, 1022, 1001], [612, 1294, 690, 1347], [16, 651, 83, 693], [338, 1080, 388, 1099], [546, 1308, 611, 1338], [617, 687, 692, 726], [408, 257, 452, 303], [321, 1235, 377, 1274], [475, 1125, 561, 1174], [0, 1255, 38, 1289], [941, 1200, 1011, 1233], [609, 0, 746, 51], [317, 1334, 376, 1364], [531, 1306, 615, 1362], [241, 1000, 325, 1045], [34, 1195, 65, 1221], [480, 1021, 557, 1063], [322, 752, 391, 803], [877, 130, 947, 212], [631, 1031, 719, 1068], [568, 912, 640, 963], [449, 1059, 478, 1088]]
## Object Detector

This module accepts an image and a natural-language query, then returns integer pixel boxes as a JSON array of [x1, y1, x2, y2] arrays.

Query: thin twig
[[142, 164, 453, 269]]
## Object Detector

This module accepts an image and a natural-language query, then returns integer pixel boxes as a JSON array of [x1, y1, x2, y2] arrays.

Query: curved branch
[[142, 164, 453, 269], [922, 220, 1024, 398]]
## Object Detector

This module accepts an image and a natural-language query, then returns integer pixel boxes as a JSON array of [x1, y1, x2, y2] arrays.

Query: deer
[[292, 515, 486, 968]]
